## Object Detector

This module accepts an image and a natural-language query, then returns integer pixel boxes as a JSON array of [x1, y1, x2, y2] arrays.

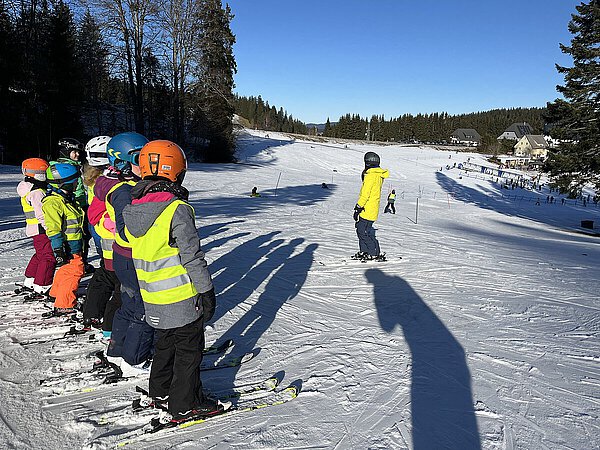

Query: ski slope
[[0, 129, 599, 449]]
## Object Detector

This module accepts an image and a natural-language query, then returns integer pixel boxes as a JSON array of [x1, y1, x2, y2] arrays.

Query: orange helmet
[[22, 158, 50, 181], [139, 140, 187, 183]]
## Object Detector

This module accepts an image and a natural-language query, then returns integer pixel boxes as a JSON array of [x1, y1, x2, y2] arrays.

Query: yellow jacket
[[357, 167, 389, 221]]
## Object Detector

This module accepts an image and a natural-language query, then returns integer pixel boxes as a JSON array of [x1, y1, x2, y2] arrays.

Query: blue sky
[[227, 0, 580, 123]]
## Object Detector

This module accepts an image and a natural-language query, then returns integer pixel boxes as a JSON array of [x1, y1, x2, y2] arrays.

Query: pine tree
[[544, 0, 600, 194], [192, 0, 237, 162]]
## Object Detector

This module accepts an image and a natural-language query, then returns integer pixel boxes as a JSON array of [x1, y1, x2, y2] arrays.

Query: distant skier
[[384, 190, 396, 214], [352, 152, 389, 261], [251, 186, 261, 197]]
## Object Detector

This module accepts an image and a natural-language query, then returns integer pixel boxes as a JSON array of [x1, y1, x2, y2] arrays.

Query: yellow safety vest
[[388, 193, 396, 202], [42, 192, 84, 243], [21, 194, 40, 226], [126, 200, 198, 306], [95, 213, 114, 261], [105, 180, 136, 249]]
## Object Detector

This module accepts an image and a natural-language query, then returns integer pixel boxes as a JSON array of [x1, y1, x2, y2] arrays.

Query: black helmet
[[364, 151, 380, 168], [57, 138, 83, 159]]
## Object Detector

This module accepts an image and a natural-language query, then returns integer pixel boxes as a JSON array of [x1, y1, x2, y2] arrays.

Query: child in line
[[17, 158, 55, 296]]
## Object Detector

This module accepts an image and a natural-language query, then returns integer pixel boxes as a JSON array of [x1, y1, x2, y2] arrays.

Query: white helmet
[[85, 136, 111, 167]]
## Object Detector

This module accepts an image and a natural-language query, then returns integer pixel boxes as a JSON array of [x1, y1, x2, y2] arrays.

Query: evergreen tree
[[192, 0, 237, 162], [544, 0, 600, 194]]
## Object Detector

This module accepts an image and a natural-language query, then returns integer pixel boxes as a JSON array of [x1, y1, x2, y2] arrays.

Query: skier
[[83, 133, 147, 338], [123, 139, 226, 422], [83, 136, 112, 256], [352, 151, 389, 261], [17, 158, 56, 296], [54, 138, 95, 274], [251, 186, 261, 197], [43, 163, 85, 314], [384, 189, 396, 214], [101, 132, 157, 377]]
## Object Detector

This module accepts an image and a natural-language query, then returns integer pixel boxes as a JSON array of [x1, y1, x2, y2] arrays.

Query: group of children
[[17, 134, 226, 424]]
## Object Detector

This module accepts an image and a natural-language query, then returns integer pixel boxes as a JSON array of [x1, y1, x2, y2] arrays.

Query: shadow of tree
[[365, 268, 481, 450]]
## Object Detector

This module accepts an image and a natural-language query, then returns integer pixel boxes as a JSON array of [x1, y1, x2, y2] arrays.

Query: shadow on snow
[[365, 268, 481, 450]]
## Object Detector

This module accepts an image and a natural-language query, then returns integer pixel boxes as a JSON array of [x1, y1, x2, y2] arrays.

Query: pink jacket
[[17, 181, 47, 237]]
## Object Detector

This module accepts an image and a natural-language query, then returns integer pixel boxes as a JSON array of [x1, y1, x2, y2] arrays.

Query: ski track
[[1, 132, 600, 448]]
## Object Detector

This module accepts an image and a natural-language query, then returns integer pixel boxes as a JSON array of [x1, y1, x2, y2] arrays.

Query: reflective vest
[[127, 200, 198, 306], [42, 192, 84, 243], [95, 213, 114, 261], [105, 180, 136, 249], [20, 191, 42, 226], [388, 193, 396, 202]]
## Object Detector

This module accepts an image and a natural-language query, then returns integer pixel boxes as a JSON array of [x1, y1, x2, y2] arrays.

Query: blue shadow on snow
[[365, 268, 481, 450]]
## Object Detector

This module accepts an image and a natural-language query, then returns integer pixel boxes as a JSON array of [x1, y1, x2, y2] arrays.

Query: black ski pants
[[83, 265, 122, 331], [149, 317, 205, 415]]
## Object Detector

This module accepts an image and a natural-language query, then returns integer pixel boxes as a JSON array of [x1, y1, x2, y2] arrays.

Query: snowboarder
[[43, 163, 85, 314], [123, 140, 226, 422], [352, 152, 389, 261], [384, 189, 396, 214], [17, 158, 55, 296]]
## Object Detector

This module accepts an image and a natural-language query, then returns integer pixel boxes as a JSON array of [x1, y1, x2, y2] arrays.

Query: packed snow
[[0, 129, 599, 449]]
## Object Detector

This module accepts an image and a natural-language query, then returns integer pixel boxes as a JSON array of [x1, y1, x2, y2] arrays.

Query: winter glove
[[199, 287, 216, 323], [54, 247, 70, 267], [353, 204, 364, 222]]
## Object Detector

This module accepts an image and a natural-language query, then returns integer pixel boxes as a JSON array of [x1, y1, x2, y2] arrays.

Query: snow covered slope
[[0, 129, 598, 449]]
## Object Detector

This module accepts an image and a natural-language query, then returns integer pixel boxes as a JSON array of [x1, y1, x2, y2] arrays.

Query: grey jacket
[[123, 185, 213, 330]]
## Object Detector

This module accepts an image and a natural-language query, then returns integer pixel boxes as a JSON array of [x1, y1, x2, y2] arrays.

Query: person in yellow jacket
[[352, 151, 389, 262], [42, 163, 85, 314]]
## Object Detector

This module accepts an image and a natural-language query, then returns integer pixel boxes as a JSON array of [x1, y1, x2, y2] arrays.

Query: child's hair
[[83, 164, 104, 187]]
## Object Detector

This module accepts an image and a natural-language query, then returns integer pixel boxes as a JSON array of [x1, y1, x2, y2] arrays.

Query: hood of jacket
[[366, 167, 389, 179], [123, 189, 176, 238]]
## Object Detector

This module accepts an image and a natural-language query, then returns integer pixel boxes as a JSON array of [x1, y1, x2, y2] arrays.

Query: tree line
[[321, 108, 546, 150], [0, 0, 237, 164], [233, 95, 308, 135]]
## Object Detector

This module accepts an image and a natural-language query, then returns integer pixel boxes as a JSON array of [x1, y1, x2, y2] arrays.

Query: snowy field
[[0, 129, 599, 449]]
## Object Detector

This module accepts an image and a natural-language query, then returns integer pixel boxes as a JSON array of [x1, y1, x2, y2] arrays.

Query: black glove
[[199, 288, 216, 322], [54, 247, 69, 267], [353, 204, 364, 222]]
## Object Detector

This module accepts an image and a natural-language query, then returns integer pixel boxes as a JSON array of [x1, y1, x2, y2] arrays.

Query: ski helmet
[[46, 163, 80, 188], [22, 158, 49, 181], [107, 132, 148, 170], [57, 138, 83, 159], [364, 151, 380, 168], [85, 136, 111, 167], [139, 140, 187, 184]]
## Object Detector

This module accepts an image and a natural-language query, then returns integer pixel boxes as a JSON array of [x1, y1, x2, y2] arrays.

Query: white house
[[450, 128, 481, 146], [514, 135, 548, 159]]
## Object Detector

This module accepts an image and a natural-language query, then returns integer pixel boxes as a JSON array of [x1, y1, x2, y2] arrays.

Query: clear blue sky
[[227, 0, 580, 124]]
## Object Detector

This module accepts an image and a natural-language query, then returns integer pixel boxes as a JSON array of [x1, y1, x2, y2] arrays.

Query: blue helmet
[[46, 163, 80, 187], [106, 132, 149, 170]]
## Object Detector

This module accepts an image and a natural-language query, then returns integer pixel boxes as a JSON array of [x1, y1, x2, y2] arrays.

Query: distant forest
[[234, 96, 546, 152], [322, 108, 546, 147], [233, 95, 308, 135]]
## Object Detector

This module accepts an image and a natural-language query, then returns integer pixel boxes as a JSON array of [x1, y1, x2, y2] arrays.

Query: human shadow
[[365, 269, 481, 450], [209, 239, 317, 393], [209, 231, 283, 323], [188, 183, 336, 221]]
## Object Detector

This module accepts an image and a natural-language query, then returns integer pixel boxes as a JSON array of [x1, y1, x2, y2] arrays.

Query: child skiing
[[384, 189, 396, 214], [17, 158, 55, 296], [123, 140, 227, 423], [43, 163, 85, 314], [100, 132, 157, 377], [352, 151, 389, 261]]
